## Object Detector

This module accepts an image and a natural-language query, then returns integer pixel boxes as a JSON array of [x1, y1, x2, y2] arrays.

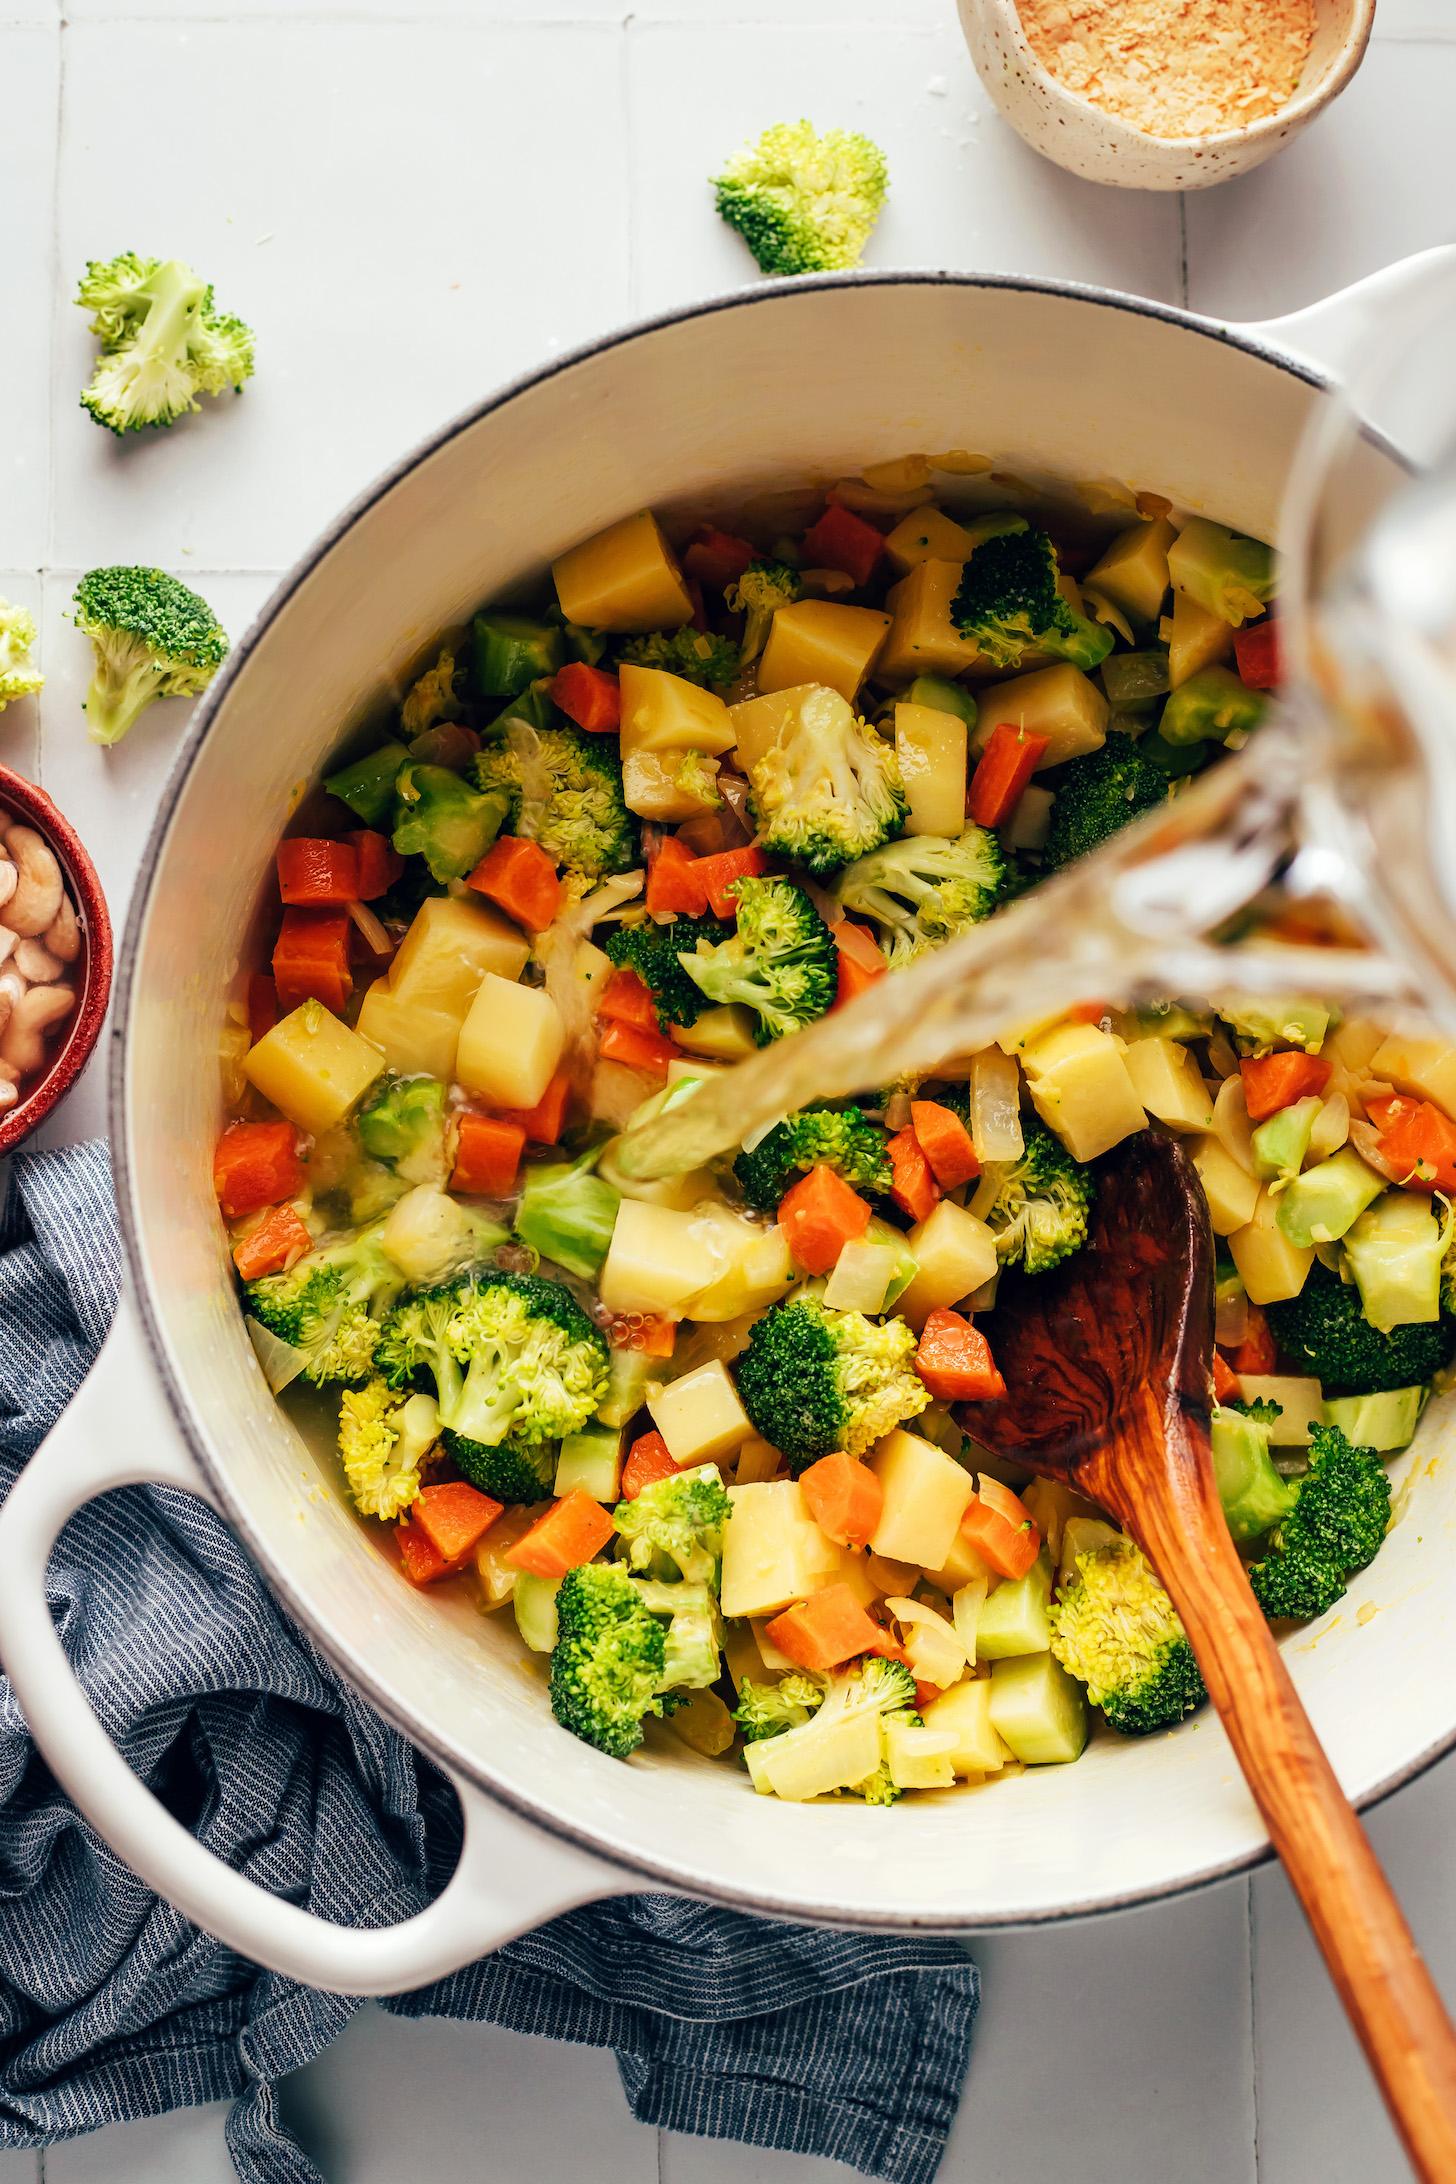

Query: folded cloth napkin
[[0, 1143, 978, 2184]]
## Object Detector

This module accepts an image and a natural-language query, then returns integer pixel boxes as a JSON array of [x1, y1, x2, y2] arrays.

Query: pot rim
[[108, 267, 1439, 1931]]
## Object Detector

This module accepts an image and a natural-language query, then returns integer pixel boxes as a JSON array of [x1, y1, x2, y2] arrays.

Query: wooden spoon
[[970, 1129, 1456, 2180]]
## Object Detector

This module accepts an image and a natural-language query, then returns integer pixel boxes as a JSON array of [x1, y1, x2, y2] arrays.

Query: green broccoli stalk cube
[[1159, 664, 1266, 747], [1210, 1404, 1297, 1543], [1167, 519, 1275, 628], [906, 675, 979, 727], [392, 762, 508, 884], [71, 566, 229, 745], [357, 1075, 450, 1188], [1276, 1149, 1385, 1250], [1250, 1096, 1321, 1187], [1342, 1191, 1447, 1334], [469, 612, 564, 700], [326, 740, 409, 826]]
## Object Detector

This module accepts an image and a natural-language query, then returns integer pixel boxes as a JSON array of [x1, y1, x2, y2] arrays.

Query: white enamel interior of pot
[[118, 277, 1453, 1927]]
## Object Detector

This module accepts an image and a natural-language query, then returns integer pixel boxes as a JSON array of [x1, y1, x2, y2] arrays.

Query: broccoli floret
[[712, 121, 888, 278], [831, 829, 1007, 968], [549, 1563, 668, 1759], [1247, 1423, 1391, 1622], [376, 1270, 609, 1449], [337, 1380, 438, 1519], [75, 253, 254, 435], [634, 1577, 725, 1691], [400, 647, 461, 738], [1049, 1537, 1206, 1736], [617, 629, 741, 688], [976, 1117, 1094, 1275], [735, 1296, 927, 1470], [0, 600, 44, 712], [71, 567, 228, 746], [747, 688, 906, 878], [732, 1672, 825, 1742], [445, 1432, 555, 1503], [602, 912, 733, 1030], [953, 528, 1113, 672], [1265, 1261, 1456, 1395], [613, 1463, 732, 1585], [1040, 739, 1170, 873], [681, 876, 836, 1045], [734, 1105, 891, 1213], [245, 1223, 405, 1389], [1211, 1402, 1298, 1543], [743, 1656, 919, 1804], [474, 719, 638, 878], [724, 561, 801, 665], [357, 1075, 450, 1188], [391, 762, 508, 885]]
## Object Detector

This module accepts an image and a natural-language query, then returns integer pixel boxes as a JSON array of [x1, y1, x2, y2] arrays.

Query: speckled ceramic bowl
[[0, 767, 114, 1155], [958, 0, 1374, 190]]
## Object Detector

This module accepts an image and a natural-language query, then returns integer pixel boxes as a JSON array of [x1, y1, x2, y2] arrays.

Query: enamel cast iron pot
[[0, 260, 1451, 1994]]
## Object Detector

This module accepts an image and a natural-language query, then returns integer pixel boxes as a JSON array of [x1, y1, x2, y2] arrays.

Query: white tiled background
[[3, 0, 1455, 2177]]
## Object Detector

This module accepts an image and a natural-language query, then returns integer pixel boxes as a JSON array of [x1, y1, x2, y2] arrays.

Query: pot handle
[[1237, 244, 1456, 381], [0, 1290, 633, 1997]]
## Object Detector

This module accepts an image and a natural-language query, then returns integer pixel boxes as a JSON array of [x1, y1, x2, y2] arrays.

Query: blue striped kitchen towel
[[0, 1142, 978, 2184]]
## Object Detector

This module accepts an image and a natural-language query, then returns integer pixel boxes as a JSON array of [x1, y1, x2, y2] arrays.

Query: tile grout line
[[38, 0, 66, 792], [1247, 1877, 1263, 2180]]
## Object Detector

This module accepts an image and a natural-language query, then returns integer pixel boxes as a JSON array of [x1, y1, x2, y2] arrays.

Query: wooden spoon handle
[[1127, 1423, 1456, 2182]]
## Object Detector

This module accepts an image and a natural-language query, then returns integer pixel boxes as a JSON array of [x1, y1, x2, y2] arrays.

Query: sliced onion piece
[[970, 1047, 1024, 1165], [246, 1314, 309, 1394], [347, 898, 393, 958]]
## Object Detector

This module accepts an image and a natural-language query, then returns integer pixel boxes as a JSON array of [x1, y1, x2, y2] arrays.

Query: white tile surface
[[0, 30, 59, 566]]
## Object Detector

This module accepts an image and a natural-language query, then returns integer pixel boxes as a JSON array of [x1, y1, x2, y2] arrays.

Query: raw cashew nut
[[0, 1083, 17, 1113], [0, 968, 25, 1041], [0, 930, 18, 971], [1, 830, 63, 939], [45, 892, 81, 964], [0, 984, 74, 1078], [14, 940, 61, 984], [0, 861, 16, 913]]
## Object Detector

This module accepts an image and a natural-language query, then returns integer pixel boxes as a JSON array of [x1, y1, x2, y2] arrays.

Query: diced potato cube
[[734, 1435, 783, 1485], [671, 1005, 759, 1061], [877, 561, 981, 683], [666, 1055, 724, 1088], [971, 664, 1109, 771], [1237, 1375, 1324, 1445], [599, 1199, 709, 1316], [620, 748, 723, 822], [245, 1001, 385, 1135], [869, 1428, 977, 1569], [921, 1528, 997, 1598], [572, 940, 613, 1011], [884, 506, 983, 572], [721, 1479, 843, 1618], [1323, 1017, 1386, 1080], [552, 508, 693, 634], [1163, 589, 1231, 687], [649, 1363, 752, 1466], [1368, 1032, 1456, 1119], [554, 1427, 624, 1502], [1228, 1187, 1314, 1305], [618, 662, 736, 757], [885, 1720, 958, 1791], [1082, 518, 1175, 627], [686, 1204, 795, 1322], [988, 1652, 1088, 1764], [1005, 783, 1054, 853], [895, 701, 968, 836], [456, 974, 565, 1110], [897, 1200, 999, 1328], [388, 894, 529, 1016], [759, 600, 892, 703], [1020, 1021, 1146, 1161], [922, 1677, 1012, 1777], [1191, 1136, 1261, 1235], [1122, 1038, 1213, 1133], [355, 979, 464, 1083]]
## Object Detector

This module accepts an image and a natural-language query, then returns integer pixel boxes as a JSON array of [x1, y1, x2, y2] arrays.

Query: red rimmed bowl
[[0, 766, 114, 1155]]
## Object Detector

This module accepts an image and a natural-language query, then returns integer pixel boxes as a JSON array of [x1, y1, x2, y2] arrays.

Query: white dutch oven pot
[[1, 262, 1453, 1997]]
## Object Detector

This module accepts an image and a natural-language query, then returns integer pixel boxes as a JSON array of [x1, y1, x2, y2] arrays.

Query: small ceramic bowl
[[958, 0, 1375, 191], [0, 766, 114, 1156]]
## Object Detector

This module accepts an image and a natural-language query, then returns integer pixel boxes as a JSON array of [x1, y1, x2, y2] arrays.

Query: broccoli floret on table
[[245, 1223, 405, 1389], [357, 1075, 450, 1188], [976, 1117, 1094, 1275], [72, 566, 228, 746], [613, 1464, 732, 1585], [734, 1296, 927, 1470], [712, 121, 888, 278], [725, 561, 801, 665], [617, 629, 741, 689], [832, 830, 1007, 968], [75, 252, 254, 435], [734, 1105, 892, 1214], [474, 717, 638, 878], [680, 876, 836, 1045], [604, 912, 734, 1029], [549, 1563, 668, 1759], [952, 527, 1112, 673], [732, 1673, 825, 1743], [746, 688, 906, 878], [0, 600, 44, 712], [1039, 739, 1170, 873], [1247, 1423, 1391, 1622], [1265, 1261, 1456, 1394], [392, 762, 508, 885], [376, 1270, 609, 1451], [337, 1380, 438, 1520], [1050, 1536, 1206, 1736]]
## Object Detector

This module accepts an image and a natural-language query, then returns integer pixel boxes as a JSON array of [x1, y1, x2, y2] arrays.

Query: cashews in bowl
[[1, 985, 76, 1079], [0, 827, 86, 1111], [1, 829, 64, 939]]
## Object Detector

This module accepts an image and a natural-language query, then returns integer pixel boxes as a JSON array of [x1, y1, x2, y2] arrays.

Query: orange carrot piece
[[493, 1067, 573, 1146], [1230, 1304, 1276, 1376], [231, 1202, 313, 1282], [914, 1309, 1007, 1401], [691, 846, 766, 918], [778, 1164, 872, 1275], [468, 835, 563, 934], [608, 1315, 678, 1359], [887, 1126, 941, 1224], [451, 1112, 526, 1197], [799, 1453, 883, 1550], [1239, 1050, 1332, 1122], [247, 972, 279, 1046], [1366, 1093, 1456, 1193], [621, 1429, 680, 1500], [832, 919, 886, 1008], [396, 1515, 451, 1586], [597, 966, 660, 1031], [213, 1120, 304, 1219], [967, 722, 1049, 830], [599, 1017, 678, 1079], [1212, 1351, 1241, 1404], [350, 829, 404, 900], [1232, 617, 1281, 692], [765, 1583, 884, 1675], [910, 1099, 981, 1190], [413, 1480, 503, 1564], [549, 661, 621, 733], [646, 835, 709, 918], [505, 1491, 616, 1581], [682, 526, 756, 591], [960, 1475, 1040, 1580], [801, 504, 886, 589], [277, 837, 360, 907], [272, 907, 353, 1014]]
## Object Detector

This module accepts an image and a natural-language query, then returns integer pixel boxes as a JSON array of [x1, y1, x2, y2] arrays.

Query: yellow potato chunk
[[389, 894, 529, 1016], [895, 701, 968, 837], [620, 748, 722, 822], [897, 1200, 999, 1329], [1020, 1021, 1146, 1161], [1082, 517, 1175, 627], [921, 1527, 996, 1598], [455, 973, 565, 1110], [648, 1364, 751, 1466], [670, 1005, 759, 1061], [355, 980, 464, 1083], [1121, 1038, 1213, 1133], [552, 508, 692, 634], [618, 661, 736, 759], [877, 561, 981, 683], [1228, 1187, 1314, 1306], [1238, 1375, 1324, 1446], [245, 1001, 385, 1136], [1368, 1032, 1456, 1119], [1191, 1136, 1261, 1235], [759, 600, 892, 703], [1163, 589, 1231, 687], [598, 1199, 708, 1316], [922, 1678, 1012, 1777], [721, 1479, 843, 1619], [1323, 1017, 1386, 1080], [971, 664, 1109, 771], [728, 685, 816, 774], [869, 1428, 977, 1569], [685, 1204, 795, 1321], [884, 507, 981, 572]]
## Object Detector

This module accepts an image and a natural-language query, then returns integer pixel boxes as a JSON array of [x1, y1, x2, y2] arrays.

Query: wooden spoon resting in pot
[[970, 1130, 1456, 2181]]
